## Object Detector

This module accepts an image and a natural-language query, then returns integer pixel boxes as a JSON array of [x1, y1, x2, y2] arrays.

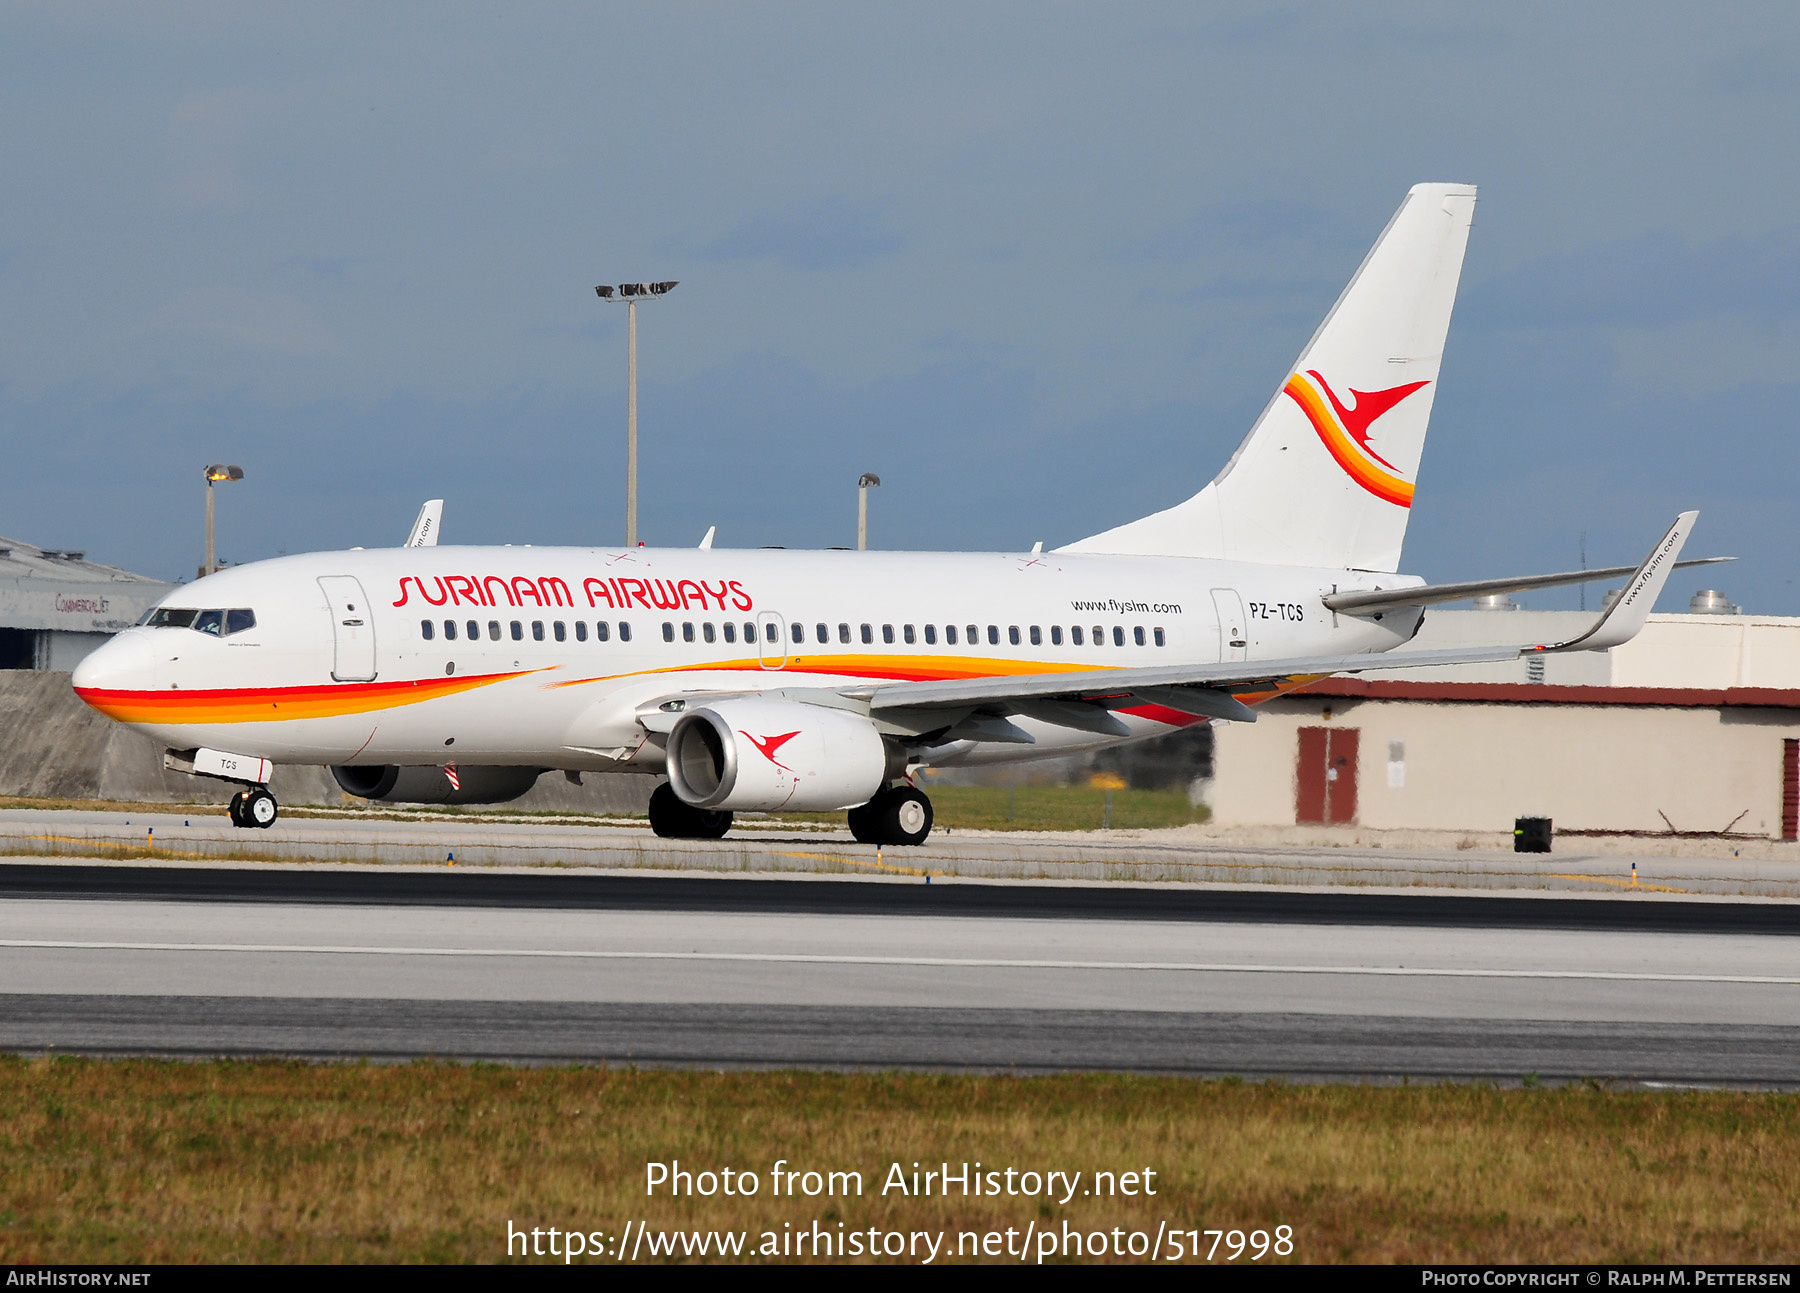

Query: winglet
[[406, 500, 444, 548], [1543, 511, 1697, 653], [699, 526, 716, 550]]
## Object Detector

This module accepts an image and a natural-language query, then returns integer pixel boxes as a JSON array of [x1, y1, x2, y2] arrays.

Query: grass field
[[779, 783, 1209, 833], [0, 1058, 1793, 1264]]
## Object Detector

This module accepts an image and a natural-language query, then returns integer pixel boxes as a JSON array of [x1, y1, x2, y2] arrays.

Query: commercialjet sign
[[0, 583, 167, 633]]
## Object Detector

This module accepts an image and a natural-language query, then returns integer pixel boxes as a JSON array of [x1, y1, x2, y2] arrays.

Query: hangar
[[0, 535, 172, 671], [1211, 601, 1800, 841]]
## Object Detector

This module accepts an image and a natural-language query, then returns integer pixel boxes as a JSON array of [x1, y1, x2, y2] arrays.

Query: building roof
[[0, 533, 173, 633]]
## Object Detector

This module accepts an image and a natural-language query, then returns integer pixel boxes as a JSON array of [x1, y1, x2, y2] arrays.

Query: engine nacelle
[[665, 697, 891, 812], [330, 764, 544, 805]]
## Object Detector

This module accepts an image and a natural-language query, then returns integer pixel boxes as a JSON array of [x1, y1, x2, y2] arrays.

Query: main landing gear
[[648, 782, 733, 840], [228, 787, 279, 829], [848, 784, 933, 847]]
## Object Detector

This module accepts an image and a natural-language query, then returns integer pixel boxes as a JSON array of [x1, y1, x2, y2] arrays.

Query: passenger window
[[619, 622, 632, 641], [1154, 627, 1165, 647], [511, 621, 524, 641], [839, 623, 851, 644], [968, 625, 979, 645], [945, 625, 957, 645], [882, 625, 895, 645], [987, 625, 999, 646], [1092, 625, 1104, 645], [1071, 626, 1083, 645], [226, 609, 256, 635], [859, 624, 872, 645], [421, 619, 435, 640], [723, 622, 736, 643], [193, 610, 224, 637], [1051, 625, 1062, 646], [1113, 626, 1124, 647], [532, 621, 545, 642], [444, 620, 458, 641], [743, 622, 757, 644], [790, 621, 803, 644], [816, 623, 828, 644], [1133, 626, 1146, 646], [486, 621, 499, 641], [679, 622, 692, 643], [553, 621, 566, 642], [663, 622, 675, 643], [924, 625, 937, 645], [596, 621, 610, 641], [903, 625, 915, 644], [575, 622, 588, 642], [702, 623, 715, 644], [1030, 626, 1041, 646], [1008, 626, 1020, 646]]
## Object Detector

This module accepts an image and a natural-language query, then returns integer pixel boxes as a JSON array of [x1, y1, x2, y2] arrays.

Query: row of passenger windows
[[420, 617, 1165, 649], [423, 619, 633, 643], [784, 622, 1167, 648]]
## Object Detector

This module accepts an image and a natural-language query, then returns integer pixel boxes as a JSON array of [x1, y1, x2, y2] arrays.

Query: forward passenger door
[[318, 576, 378, 682]]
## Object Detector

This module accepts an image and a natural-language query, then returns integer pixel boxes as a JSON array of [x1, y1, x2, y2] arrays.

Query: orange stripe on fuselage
[[75, 669, 538, 726], [1282, 374, 1414, 508]]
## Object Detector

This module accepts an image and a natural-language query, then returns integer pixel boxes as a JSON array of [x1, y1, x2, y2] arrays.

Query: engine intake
[[330, 764, 544, 805], [665, 697, 892, 812]]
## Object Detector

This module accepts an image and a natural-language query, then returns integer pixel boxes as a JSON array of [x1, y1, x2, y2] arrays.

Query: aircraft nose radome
[[71, 631, 155, 698]]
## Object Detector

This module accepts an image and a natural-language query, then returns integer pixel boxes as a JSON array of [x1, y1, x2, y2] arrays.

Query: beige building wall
[[1212, 696, 1800, 838]]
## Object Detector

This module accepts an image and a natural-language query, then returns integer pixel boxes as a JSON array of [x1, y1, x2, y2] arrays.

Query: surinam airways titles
[[392, 573, 755, 613]]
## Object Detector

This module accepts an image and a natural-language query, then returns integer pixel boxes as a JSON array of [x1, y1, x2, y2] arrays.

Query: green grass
[[776, 783, 1208, 832], [0, 1058, 1794, 1264]]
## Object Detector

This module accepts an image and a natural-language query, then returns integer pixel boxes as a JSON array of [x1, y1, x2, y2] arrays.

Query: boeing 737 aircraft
[[72, 184, 1711, 843]]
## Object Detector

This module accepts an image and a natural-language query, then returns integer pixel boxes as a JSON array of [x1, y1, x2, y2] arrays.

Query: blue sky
[[3, 3, 1798, 610]]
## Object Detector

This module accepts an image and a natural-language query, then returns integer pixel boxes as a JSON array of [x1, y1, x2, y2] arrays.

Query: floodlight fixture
[[202, 464, 246, 576], [594, 279, 680, 546]]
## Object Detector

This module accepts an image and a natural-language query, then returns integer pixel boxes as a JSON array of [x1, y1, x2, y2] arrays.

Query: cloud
[[150, 287, 342, 357], [1463, 228, 1800, 330], [699, 196, 904, 271]]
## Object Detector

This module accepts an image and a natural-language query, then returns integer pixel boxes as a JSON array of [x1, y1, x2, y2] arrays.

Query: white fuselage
[[72, 545, 1424, 773]]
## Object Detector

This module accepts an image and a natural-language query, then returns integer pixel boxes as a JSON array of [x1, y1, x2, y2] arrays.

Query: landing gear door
[[1211, 588, 1248, 663], [318, 576, 378, 682], [758, 612, 786, 670]]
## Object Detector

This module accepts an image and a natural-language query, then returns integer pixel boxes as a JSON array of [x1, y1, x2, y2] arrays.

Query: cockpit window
[[144, 608, 199, 629], [143, 607, 257, 636]]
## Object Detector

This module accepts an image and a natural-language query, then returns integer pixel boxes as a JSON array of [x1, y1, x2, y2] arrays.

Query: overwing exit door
[[318, 576, 377, 682], [1211, 588, 1248, 662], [758, 612, 787, 669]]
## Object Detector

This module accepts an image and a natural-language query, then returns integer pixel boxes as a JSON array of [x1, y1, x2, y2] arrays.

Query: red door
[[1296, 727, 1359, 824], [1784, 739, 1798, 842]]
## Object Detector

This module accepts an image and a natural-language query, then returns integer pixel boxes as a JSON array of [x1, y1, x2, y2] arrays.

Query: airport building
[[1211, 599, 1800, 841], [0, 535, 172, 670]]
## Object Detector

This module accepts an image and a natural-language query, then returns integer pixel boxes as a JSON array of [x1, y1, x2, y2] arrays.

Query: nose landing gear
[[848, 784, 933, 846], [228, 787, 279, 829]]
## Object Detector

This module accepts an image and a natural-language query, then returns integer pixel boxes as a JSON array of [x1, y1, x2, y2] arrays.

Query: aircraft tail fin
[[1060, 182, 1477, 572]]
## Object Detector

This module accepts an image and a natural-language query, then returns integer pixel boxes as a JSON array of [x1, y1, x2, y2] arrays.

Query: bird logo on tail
[[1282, 371, 1430, 507]]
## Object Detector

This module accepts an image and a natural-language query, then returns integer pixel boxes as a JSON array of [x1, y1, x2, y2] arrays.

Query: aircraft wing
[[841, 511, 1699, 734], [405, 500, 444, 548], [1325, 557, 1728, 613]]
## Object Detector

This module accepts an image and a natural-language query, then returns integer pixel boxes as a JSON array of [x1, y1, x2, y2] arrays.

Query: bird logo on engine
[[741, 729, 801, 771]]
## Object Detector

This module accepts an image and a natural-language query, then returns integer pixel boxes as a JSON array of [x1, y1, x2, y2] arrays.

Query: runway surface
[[6, 807, 1798, 898], [2, 861, 1796, 1082]]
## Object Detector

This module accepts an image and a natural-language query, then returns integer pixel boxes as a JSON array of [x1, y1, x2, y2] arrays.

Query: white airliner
[[72, 184, 1711, 843]]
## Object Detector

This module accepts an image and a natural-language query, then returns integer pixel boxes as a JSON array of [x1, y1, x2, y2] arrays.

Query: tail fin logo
[[1282, 371, 1430, 508]]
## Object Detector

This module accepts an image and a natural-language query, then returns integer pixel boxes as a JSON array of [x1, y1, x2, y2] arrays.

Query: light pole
[[202, 464, 244, 577], [857, 472, 881, 551], [594, 280, 678, 547]]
